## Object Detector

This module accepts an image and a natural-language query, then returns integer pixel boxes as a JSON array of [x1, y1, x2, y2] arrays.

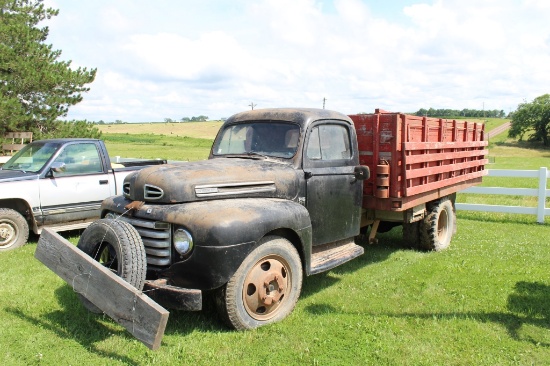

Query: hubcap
[[242, 255, 291, 321], [0, 221, 16, 248]]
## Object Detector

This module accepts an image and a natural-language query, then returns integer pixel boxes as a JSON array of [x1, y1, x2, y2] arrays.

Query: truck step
[[38, 221, 93, 234], [310, 239, 364, 275]]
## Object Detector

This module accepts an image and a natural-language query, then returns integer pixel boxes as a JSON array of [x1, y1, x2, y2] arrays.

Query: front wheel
[[215, 236, 303, 330], [0, 208, 29, 252], [76, 219, 147, 313], [419, 197, 456, 251]]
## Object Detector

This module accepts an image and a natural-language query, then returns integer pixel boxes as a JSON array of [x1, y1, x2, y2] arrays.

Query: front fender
[[102, 196, 312, 290]]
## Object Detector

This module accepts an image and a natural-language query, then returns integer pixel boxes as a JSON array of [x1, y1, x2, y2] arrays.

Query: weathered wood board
[[35, 228, 169, 350]]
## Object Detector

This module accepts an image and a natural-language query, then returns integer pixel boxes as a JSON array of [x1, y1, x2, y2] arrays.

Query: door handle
[[99, 180, 108, 185]]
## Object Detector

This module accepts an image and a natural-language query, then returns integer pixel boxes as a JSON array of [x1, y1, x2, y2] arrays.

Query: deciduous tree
[[509, 94, 550, 146]]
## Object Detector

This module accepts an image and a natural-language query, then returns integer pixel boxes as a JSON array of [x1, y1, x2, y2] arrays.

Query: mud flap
[[35, 228, 169, 350]]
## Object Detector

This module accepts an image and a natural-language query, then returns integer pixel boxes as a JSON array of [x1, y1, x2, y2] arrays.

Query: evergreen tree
[[0, 0, 97, 138]]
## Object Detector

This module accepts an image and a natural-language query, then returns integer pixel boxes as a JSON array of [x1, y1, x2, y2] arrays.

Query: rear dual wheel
[[418, 197, 456, 251]]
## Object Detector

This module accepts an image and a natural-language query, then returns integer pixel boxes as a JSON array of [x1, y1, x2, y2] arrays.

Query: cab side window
[[306, 124, 351, 161], [52, 143, 103, 176]]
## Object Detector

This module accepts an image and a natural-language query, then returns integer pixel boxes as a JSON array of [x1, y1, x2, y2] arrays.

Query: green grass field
[[1, 120, 549, 365]]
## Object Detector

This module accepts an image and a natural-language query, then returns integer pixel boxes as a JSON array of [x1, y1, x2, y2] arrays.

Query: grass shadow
[[493, 140, 550, 152]]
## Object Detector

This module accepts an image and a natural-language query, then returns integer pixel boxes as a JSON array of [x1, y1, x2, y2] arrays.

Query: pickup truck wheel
[[0, 208, 29, 252], [419, 197, 455, 251], [215, 236, 303, 330], [76, 219, 147, 314]]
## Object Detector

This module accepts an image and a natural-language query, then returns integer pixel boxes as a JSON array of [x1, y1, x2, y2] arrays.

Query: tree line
[[164, 116, 209, 123], [414, 108, 506, 118]]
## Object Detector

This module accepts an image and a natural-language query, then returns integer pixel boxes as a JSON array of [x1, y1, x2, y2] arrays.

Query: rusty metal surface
[[124, 159, 300, 204], [225, 108, 352, 126], [102, 195, 312, 289], [143, 280, 202, 311], [242, 254, 290, 320]]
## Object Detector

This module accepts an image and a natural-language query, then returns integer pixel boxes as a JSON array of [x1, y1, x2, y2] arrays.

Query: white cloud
[[41, 0, 550, 121]]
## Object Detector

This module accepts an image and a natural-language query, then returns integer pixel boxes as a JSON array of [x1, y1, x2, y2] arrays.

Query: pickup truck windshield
[[213, 122, 300, 159], [2, 142, 60, 173]]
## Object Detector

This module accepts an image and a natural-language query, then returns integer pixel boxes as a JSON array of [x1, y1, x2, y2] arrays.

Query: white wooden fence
[[456, 167, 550, 223]]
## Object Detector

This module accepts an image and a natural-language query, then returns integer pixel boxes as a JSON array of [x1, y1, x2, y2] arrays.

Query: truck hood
[[0, 169, 39, 182], [123, 158, 300, 204]]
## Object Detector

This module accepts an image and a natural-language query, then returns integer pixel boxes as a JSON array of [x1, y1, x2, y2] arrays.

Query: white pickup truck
[[0, 138, 166, 251]]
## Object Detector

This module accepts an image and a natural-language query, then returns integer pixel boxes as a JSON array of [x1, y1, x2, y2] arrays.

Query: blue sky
[[44, 0, 550, 122]]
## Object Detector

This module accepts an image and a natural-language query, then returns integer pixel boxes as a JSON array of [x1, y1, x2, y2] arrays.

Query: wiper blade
[[223, 152, 267, 160]]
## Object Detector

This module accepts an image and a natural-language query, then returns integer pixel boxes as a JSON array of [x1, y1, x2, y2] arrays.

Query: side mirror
[[50, 161, 66, 173], [354, 165, 370, 181]]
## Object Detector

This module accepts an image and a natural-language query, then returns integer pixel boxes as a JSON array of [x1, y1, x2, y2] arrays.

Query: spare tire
[[76, 219, 146, 313]]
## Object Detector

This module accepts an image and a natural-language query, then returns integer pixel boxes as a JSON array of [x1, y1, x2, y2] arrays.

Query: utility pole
[[322, 97, 327, 109], [249, 102, 256, 110]]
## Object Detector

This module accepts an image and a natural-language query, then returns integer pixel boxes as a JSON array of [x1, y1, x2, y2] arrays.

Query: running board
[[310, 238, 364, 275], [38, 221, 93, 234]]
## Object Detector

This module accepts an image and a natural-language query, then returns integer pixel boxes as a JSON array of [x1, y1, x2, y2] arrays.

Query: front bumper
[[144, 279, 202, 311]]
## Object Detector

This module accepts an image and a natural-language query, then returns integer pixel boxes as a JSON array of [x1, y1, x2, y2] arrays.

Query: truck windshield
[[2, 142, 61, 173], [213, 122, 300, 159]]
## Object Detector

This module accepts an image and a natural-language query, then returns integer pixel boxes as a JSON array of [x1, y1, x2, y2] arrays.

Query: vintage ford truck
[[75, 108, 487, 330], [0, 138, 166, 251]]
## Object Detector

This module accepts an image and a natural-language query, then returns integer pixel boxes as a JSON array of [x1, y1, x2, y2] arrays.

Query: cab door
[[38, 142, 114, 226], [303, 122, 363, 246]]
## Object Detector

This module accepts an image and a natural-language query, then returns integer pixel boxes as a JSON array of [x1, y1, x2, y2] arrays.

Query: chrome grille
[[117, 215, 171, 271]]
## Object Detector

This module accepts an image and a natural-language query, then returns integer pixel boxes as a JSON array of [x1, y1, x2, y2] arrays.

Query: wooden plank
[[2, 143, 25, 151], [35, 229, 169, 350], [404, 140, 488, 150], [5, 131, 33, 139], [404, 149, 488, 164], [404, 170, 487, 196], [405, 159, 488, 179]]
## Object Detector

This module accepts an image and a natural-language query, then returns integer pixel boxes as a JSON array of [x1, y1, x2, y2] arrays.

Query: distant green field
[[103, 133, 214, 161], [97, 121, 222, 139], [2, 119, 549, 365]]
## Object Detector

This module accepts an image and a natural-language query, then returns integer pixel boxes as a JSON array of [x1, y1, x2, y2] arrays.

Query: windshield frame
[[211, 121, 301, 160]]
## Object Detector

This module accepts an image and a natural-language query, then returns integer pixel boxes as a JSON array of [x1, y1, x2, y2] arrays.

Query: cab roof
[[224, 108, 353, 129]]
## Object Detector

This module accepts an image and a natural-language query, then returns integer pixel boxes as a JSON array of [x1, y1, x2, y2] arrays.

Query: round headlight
[[105, 212, 117, 220], [173, 228, 193, 256]]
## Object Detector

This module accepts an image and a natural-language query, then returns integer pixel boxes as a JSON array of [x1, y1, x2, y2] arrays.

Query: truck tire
[[402, 221, 420, 249], [76, 219, 147, 314], [0, 208, 29, 252], [419, 197, 455, 251], [214, 236, 303, 330]]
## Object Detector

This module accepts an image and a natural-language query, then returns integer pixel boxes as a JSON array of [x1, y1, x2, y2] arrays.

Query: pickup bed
[[0, 138, 166, 251]]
